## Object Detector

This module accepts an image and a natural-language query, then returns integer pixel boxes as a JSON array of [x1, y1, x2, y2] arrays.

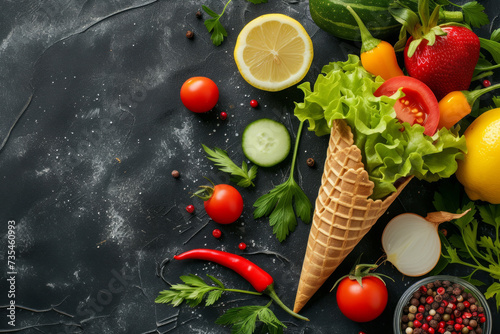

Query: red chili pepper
[[174, 249, 272, 292], [174, 248, 309, 321]]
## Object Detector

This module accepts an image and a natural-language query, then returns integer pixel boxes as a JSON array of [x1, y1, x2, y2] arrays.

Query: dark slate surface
[[1, 1, 499, 333]]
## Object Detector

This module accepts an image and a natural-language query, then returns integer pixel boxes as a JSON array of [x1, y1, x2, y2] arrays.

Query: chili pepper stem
[[264, 284, 310, 321], [464, 82, 500, 107]]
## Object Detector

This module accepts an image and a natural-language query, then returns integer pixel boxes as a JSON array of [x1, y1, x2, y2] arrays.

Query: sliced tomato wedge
[[374, 76, 440, 136]]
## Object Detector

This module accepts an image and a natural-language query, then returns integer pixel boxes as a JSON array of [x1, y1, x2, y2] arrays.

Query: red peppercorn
[[238, 242, 247, 250], [463, 301, 470, 308], [420, 285, 428, 294], [212, 229, 222, 239], [418, 305, 426, 313], [426, 315, 434, 322], [422, 323, 429, 331], [250, 99, 259, 108], [437, 287, 445, 295], [414, 320, 422, 328], [462, 312, 472, 319], [479, 316, 486, 323], [416, 313, 424, 321], [428, 327, 435, 334], [455, 317, 463, 324], [186, 204, 195, 213], [454, 323, 463, 331], [438, 328, 445, 334], [426, 296, 434, 304], [437, 307, 445, 314], [439, 321, 445, 328], [483, 79, 492, 88], [220, 111, 228, 120]]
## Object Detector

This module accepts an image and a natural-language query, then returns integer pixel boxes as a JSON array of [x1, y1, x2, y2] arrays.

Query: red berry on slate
[[212, 229, 222, 239], [483, 79, 491, 88], [186, 205, 195, 213], [250, 99, 259, 108], [220, 111, 228, 120], [238, 242, 247, 250]]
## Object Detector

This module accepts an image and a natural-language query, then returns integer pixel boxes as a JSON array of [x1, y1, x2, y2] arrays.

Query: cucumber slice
[[242, 118, 291, 167]]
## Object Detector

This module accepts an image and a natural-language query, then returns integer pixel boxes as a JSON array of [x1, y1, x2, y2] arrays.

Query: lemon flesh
[[234, 14, 313, 92]]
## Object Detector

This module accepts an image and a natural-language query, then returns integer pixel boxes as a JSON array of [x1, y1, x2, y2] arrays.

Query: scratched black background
[[1, 1, 499, 333]]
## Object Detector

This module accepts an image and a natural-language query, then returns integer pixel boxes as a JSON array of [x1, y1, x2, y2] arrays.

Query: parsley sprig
[[431, 181, 500, 310], [202, 0, 268, 46], [202, 144, 258, 187], [253, 121, 313, 242], [155, 274, 287, 333]]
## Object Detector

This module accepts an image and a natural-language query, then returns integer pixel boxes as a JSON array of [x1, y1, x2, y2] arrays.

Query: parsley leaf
[[461, 1, 489, 28], [253, 121, 312, 242], [202, 144, 258, 187], [202, 0, 267, 46], [433, 187, 500, 310], [215, 301, 286, 334]]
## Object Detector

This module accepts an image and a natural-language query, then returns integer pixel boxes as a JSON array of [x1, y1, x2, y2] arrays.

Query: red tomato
[[180, 77, 219, 113], [373, 76, 440, 136], [336, 276, 388, 322], [204, 184, 243, 224]]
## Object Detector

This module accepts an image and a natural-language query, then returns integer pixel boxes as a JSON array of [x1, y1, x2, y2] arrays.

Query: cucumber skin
[[309, 0, 418, 42]]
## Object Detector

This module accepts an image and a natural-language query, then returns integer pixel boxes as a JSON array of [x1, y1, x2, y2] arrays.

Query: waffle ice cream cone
[[293, 119, 412, 313]]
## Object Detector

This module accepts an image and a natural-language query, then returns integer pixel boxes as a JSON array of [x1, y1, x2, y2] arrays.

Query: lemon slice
[[234, 14, 314, 92]]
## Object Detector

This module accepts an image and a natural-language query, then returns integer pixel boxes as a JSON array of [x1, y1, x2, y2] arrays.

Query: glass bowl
[[393, 275, 492, 334]]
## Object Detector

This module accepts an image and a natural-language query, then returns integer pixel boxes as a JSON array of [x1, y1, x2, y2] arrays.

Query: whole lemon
[[456, 108, 500, 204]]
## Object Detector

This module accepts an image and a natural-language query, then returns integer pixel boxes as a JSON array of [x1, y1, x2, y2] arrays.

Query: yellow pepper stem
[[438, 83, 500, 129], [346, 6, 404, 80]]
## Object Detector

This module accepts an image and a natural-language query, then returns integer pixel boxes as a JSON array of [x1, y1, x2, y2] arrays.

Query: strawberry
[[404, 25, 480, 100], [393, 0, 480, 100]]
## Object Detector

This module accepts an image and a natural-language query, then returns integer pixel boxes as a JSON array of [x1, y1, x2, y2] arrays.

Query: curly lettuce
[[294, 55, 467, 199]]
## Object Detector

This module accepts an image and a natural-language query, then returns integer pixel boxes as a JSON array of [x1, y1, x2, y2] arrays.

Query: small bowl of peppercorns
[[393, 275, 492, 334]]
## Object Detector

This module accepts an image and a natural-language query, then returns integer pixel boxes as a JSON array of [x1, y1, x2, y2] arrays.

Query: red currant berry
[[250, 99, 259, 108], [212, 229, 222, 239], [186, 204, 195, 213], [220, 111, 228, 120], [238, 242, 247, 250], [483, 79, 492, 88]]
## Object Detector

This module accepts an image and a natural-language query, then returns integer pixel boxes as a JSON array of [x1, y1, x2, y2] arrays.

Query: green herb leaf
[[202, 144, 257, 187], [253, 122, 312, 242], [155, 274, 225, 307], [485, 282, 500, 312], [461, 1, 489, 28], [202, 0, 266, 46], [215, 302, 286, 334], [202, 5, 228, 46]]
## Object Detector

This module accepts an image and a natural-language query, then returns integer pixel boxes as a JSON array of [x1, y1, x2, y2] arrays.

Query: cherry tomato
[[336, 276, 388, 322], [180, 76, 219, 113], [373, 76, 440, 136], [204, 184, 243, 224]]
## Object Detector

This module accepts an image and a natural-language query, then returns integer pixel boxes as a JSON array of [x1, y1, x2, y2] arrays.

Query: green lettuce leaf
[[294, 55, 467, 200]]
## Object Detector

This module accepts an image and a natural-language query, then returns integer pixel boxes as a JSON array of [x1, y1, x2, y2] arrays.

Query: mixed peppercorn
[[400, 280, 487, 334]]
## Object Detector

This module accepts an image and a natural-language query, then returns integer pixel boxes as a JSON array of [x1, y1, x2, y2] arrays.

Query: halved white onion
[[382, 211, 468, 277]]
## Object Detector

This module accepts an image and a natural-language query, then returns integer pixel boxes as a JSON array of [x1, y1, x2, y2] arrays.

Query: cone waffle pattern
[[293, 119, 412, 313]]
